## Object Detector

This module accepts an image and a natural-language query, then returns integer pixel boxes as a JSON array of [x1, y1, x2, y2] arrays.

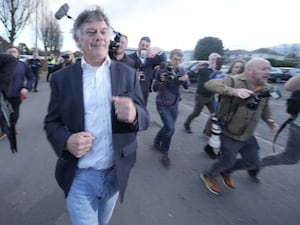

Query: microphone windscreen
[[55, 3, 69, 20]]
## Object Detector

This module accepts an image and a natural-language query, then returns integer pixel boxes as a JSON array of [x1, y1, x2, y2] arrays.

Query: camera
[[246, 86, 281, 110], [215, 57, 224, 71], [166, 65, 178, 80], [134, 60, 145, 81], [159, 62, 180, 81], [135, 60, 144, 70], [109, 31, 121, 58], [61, 54, 70, 60]]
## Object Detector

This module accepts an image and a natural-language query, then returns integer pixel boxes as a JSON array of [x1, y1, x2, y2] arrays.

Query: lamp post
[[34, 0, 38, 55]]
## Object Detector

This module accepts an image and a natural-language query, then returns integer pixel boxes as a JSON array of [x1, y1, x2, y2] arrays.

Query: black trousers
[[8, 96, 21, 125]]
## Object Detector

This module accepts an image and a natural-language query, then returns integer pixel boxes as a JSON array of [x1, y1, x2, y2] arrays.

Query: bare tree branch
[[0, 0, 35, 44], [39, 0, 63, 55]]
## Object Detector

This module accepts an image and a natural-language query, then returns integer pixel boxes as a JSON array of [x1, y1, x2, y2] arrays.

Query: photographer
[[184, 53, 223, 134], [129, 36, 166, 106], [110, 34, 135, 68], [28, 52, 42, 92], [53, 50, 74, 72], [199, 58, 279, 195], [152, 49, 189, 166], [46, 54, 56, 82]]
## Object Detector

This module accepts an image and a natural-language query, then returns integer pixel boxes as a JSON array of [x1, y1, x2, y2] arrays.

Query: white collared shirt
[[78, 56, 114, 170]]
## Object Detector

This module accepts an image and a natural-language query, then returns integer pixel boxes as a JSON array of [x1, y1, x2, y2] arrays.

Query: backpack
[[0, 91, 17, 153], [272, 89, 300, 152], [286, 90, 300, 116]]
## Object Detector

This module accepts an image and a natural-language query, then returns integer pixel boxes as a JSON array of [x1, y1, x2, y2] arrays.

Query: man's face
[[250, 61, 271, 84], [75, 20, 110, 62], [6, 48, 19, 58], [116, 35, 127, 54], [170, 54, 182, 68], [138, 40, 150, 52], [231, 62, 244, 75]]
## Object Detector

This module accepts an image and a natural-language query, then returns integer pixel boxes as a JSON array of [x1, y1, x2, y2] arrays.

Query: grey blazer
[[44, 60, 149, 202]]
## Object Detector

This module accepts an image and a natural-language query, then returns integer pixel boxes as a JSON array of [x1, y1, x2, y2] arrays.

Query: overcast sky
[[10, 0, 300, 52]]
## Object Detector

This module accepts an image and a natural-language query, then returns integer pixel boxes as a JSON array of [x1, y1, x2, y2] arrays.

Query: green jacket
[[204, 74, 273, 141]]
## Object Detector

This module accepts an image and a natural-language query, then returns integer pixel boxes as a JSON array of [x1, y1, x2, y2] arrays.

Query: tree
[[40, 11, 63, 55], [0, 0, 35, 45], [193, 36, 224, 60], [17, 43, 30, 54]]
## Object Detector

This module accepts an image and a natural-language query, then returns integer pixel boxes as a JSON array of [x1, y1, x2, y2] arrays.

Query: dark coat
[[44, 60, 149, 202], [0, 54, 17, 93], [7, 60, 34, 97]]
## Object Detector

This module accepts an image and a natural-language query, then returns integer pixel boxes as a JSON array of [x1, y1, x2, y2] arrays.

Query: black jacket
[[0, 54, 17, 93]]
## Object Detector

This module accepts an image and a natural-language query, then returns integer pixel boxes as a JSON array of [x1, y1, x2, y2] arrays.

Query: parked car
[[179, 60, 201, 70], [268, 67, 283, 83], [19, 54, 32, 63], [179, 60, 208, 82], [278, 67, 300, 81], [179, 60, 229, 82]]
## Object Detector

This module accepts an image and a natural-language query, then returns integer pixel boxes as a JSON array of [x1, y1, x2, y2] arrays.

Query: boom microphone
[[55, 3, 72, 20]]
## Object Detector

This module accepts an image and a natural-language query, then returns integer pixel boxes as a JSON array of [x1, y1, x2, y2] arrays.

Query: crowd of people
[[1, 5, 299, 225]]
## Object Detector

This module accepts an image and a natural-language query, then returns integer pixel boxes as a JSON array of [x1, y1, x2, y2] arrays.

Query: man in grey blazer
[[44, 6, 149, 225]]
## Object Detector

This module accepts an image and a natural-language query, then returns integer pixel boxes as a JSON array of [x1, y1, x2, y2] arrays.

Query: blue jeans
[[154, 104, 178, 154], [66, 167, 119, 225], [261, 124, 300, 166], [205, 135, 260, 177]]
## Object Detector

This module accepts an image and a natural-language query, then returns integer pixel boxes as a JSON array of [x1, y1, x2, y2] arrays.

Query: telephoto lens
[[204, 117, 222, 159]]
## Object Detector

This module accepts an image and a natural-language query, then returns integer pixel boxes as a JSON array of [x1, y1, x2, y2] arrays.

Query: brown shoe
[[220, 172, 235, 189], [200, 174, 221, 195]]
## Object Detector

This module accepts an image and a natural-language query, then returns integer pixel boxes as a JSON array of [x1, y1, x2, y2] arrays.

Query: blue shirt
[[77, 56, 114, 170]]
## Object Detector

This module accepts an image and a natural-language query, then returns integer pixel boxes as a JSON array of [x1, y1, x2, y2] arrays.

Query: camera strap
[[272, 115, 295, 153], [216, 77, 236, 116]]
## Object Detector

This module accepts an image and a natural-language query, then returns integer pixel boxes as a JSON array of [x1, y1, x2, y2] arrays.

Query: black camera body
[[165, 65, 178, 80], [158, 62, 180, 81], [109, 31, 121, 58], [135, 60, 144, 70], [135, 60, 146, 80], [246, 87, 281, 110], [215, 57, 224, 71], [162, 65, 181, 82]]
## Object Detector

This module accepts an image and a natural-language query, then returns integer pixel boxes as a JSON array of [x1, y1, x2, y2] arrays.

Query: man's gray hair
[[72, 6, 111, 40]]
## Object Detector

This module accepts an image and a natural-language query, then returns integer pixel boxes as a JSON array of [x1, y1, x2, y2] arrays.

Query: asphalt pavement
[[0, 74, 299, 225]]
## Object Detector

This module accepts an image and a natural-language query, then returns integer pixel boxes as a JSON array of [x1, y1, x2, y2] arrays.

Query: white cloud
[[10, 0, 300, 53]]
